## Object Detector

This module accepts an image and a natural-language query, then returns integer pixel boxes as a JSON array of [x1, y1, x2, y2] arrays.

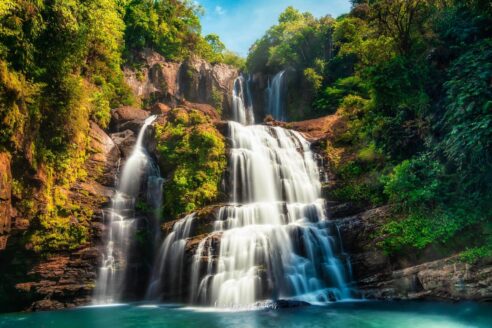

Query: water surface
[[1, 302, 491, 328]]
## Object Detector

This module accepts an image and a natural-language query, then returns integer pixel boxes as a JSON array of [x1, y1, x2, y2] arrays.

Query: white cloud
[[214, 5, 226, 16]]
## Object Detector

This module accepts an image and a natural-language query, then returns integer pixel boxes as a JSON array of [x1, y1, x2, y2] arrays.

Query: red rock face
[[0, 152, 11, 250]]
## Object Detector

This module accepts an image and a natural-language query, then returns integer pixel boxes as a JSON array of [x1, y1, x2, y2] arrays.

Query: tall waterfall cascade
[[266, 70, 286, 121], [231, 75, 255, 125], [94, 115, 161, 304], [149, 99, 353, 307]]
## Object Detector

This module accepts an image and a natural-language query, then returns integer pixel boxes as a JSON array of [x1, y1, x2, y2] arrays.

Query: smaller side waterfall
[[232, 75, 255, 125], [94, 115, 158, 304], [146, 213, 195, 300], [266, 70, 286, 121]]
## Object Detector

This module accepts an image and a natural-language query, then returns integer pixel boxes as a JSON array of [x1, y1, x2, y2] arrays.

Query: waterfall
[[149, 120, 352, 307], [232, 75, 255, 125], [146, 67, 353, 307], [189, 122, 352, 307], [266, 70, 286, 121], [146, 213, 195, 300], [94, 115, 159, 304]]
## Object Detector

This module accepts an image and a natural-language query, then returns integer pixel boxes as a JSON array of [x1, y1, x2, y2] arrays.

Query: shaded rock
[[124, 49, 182, 106], [111, 129, 136, 158], [327, 202, 364, 219], [335, 206, 492, 302], [110, 106, 150, 133], [13, 249, 100, 311], [258, 299, 311, 309], [179, 56, 238, 117]]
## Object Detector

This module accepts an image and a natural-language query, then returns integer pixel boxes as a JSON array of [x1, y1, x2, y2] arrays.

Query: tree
[[205, 34, 225, 54], [370, 0, 432, 55]]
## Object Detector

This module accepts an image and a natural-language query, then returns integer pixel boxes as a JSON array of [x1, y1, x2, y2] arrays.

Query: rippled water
[[1, 302, 491, 328]]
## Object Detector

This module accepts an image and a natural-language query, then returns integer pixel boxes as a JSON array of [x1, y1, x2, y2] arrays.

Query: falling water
[[94, 115, 159, 304], [150, 119, 352, 307], [146, 213, 195, 300], [231, 75, 255, 125], [266, 70, 286, 121], [189, 122, 352, 307]]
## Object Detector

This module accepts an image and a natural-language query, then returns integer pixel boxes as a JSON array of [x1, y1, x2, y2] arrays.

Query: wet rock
[[12, 249, 100, 311], [257, 299, 311, 309], [327, 202, 364, 219]]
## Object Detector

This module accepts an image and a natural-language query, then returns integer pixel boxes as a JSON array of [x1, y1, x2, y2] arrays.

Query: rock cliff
[[124, 49, 238, 119]]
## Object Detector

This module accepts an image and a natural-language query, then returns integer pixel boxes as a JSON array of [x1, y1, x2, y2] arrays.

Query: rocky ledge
[[333, 205, 492, 302]]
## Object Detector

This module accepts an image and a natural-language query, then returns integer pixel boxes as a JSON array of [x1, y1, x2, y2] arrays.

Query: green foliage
[[438, 39, 492, 190], [303, 68, 322, 92], [211, 87, 223, 115], [156, 109, 226, 218], [382, 158, 445, 210], [123, 0, 227, 63], [314, 76, 368, 114], [223, 51, 246, 70], [248, 7, 334, 74], [124, 0, 201, 61], [0, 0, 136, 253], [460, 244, 492, 264], [246, 2, 492, 258]]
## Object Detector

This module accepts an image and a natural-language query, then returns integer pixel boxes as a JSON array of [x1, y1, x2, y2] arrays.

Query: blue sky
[[197, 0, 352, 56]]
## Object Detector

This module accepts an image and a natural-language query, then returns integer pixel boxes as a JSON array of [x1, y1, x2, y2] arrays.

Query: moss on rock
[[155, 108, 227, 219]]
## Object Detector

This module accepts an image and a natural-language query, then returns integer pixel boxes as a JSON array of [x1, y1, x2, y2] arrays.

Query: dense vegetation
[[247, 1, 492, 261], [155, 108, 226, 218], [0, 0, 231, 252]]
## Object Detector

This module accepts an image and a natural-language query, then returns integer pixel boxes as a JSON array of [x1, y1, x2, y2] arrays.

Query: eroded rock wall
[[0, 122, 119, 312], [124, 49, 238, 119]]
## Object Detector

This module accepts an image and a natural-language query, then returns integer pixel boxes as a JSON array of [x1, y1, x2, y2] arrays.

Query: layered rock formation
[[334, 205, 492, 301], [124, 49, 238, 118]]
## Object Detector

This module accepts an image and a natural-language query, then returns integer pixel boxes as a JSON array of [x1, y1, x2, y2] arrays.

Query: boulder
[[151, 102, 172, 115], [111, 130, 136, 159], [179, 100, 221, 121], [88, 121, 121, 186], [110, 106, 150, 133]]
